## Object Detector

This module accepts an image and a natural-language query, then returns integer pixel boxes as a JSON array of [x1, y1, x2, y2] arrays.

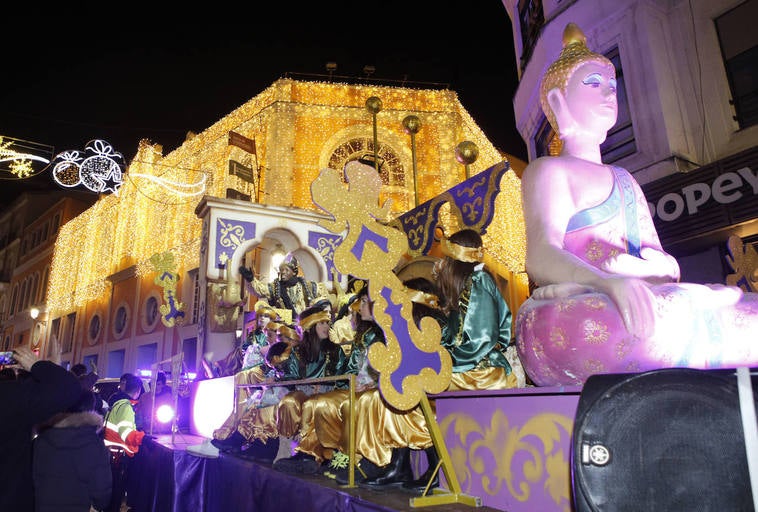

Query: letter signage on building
[[642, 147, 758, 250]]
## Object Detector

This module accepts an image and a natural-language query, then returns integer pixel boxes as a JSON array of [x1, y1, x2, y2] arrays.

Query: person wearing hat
[[343, 229, 525, 489], [240, 253, 330, 319], [291, 285, 389, 482], [212, 305, 341, 460], [271, 301, 349, 473], [241, 302, 279, 371], [211, 310, 283, 450]]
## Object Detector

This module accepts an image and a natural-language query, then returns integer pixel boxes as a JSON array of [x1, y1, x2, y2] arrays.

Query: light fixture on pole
[[402, 115, 422, 207], [365, 96, 383, 173], [455, 141, 479, 180], [30, 306, 40, 320]]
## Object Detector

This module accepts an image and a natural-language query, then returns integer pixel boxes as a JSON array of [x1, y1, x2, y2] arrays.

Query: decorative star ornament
[[52, 139, 125, 195]]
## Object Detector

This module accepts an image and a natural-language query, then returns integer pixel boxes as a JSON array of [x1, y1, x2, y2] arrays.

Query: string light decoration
[[46, 78, 526, 315], [51, 139, 125, 195], [128, 171, 207, 197], [0, 136, 52, 178]]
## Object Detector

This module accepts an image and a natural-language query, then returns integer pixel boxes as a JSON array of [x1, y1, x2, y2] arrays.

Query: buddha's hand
[[531, 282, 595, 300], [600, 247, 680, 283], [600, 276, 656, 340]]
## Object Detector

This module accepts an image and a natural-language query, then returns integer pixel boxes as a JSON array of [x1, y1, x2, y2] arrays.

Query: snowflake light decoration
[[0, 136, 52, 177]]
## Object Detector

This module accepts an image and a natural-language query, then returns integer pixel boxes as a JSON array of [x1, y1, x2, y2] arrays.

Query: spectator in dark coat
[[33, 389, 112, 512], [0, 346, 81, 512]]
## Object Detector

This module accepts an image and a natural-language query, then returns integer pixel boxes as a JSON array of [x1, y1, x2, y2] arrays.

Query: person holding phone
[[0, 345, 81, 511]]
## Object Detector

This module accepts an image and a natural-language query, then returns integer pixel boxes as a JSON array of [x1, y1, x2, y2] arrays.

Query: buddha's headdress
[[539, 23, 614, 135]]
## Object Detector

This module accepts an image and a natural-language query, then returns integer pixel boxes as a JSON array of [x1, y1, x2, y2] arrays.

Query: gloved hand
[[239, 266, 255, 282], [127, 429, 146, 447]]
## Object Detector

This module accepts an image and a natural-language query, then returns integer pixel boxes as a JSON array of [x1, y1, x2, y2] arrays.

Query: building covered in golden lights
[[44, 77, 526, 377]]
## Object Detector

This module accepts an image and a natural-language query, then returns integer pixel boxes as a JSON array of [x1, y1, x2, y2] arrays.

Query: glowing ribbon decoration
[[129, 172, 207, 197]]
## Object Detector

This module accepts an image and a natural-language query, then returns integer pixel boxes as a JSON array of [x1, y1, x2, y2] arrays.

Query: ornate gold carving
[[439, 409, 574, 511]]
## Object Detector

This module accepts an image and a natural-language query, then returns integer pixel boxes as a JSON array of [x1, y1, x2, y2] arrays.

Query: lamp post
[[365, 97, 383, 173], [402, 115, 422, 207], [455, 141, 479, 180], [29, 306, 47, 357]]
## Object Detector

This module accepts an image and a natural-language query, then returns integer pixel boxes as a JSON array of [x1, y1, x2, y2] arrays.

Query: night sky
[[0, 2, 526, 206]]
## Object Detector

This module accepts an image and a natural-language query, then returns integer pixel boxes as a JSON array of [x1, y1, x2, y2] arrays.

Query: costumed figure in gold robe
[[349, 229, 525, 489], [240, 254, 329, 320]]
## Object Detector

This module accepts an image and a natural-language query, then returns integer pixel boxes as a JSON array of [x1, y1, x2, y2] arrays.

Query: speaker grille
[[571, 368, 757, 511]]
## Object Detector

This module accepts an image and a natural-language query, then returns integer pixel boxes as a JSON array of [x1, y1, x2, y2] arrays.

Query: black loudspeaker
[[571, 368, 758, 512]]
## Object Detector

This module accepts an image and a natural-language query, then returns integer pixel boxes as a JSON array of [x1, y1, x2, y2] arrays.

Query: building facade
[[38, 77, 526, 379], [0, 191, 95, 355]]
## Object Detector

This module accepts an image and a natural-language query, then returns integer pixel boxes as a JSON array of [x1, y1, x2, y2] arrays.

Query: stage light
[[155, 403, 175, 424], [191, 375, 234, 438]]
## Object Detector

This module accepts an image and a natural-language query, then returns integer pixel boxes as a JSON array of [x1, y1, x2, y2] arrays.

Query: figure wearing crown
[[515, 23, 758, 386]]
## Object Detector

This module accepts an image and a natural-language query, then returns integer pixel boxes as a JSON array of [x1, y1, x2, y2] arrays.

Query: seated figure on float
[[515, 22, 758, 386]]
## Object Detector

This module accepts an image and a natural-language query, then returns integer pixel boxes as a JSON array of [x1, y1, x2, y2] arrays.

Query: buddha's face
[[563, 61, 618, 136]]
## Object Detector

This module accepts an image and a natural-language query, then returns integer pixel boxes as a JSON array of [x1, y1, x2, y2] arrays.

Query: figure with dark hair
[[135, 371, 173, 433], [271, 300, 347, 473], [435, 229, 522, 390], [106, 373, 139, 408], [214, 302, 345, 466], [0, 345, 81, 512], [70, 363, 88, 377], [33, 389, 112, 512], [210, 321, 301, 454], [300, 286, 389, 482]]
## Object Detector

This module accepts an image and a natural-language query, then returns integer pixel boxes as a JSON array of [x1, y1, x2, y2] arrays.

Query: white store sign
[[649, 166, 758, 222]]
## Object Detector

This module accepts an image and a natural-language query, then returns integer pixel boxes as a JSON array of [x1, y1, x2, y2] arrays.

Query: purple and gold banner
[[394, 160, 509, 256]]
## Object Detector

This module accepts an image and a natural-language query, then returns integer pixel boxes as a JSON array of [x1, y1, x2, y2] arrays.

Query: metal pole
[[403, 115, 422, 207], [365, 97, 383, 173]]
